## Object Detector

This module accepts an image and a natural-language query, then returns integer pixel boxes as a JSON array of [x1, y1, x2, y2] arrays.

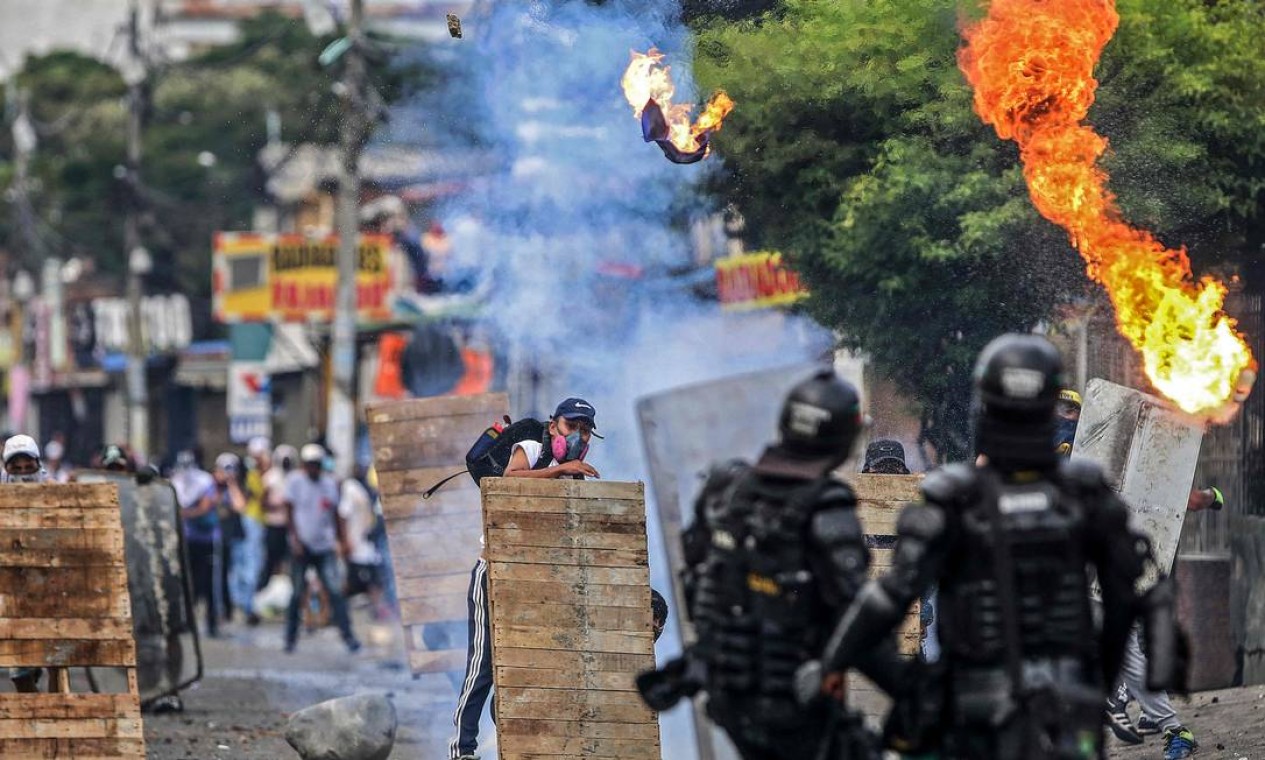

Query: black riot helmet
[[973, 333, 1065, 471], [755, 368, 864, 479]]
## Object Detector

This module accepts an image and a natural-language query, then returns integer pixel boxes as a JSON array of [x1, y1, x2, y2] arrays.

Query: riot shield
[[76, 472, 203, 704]]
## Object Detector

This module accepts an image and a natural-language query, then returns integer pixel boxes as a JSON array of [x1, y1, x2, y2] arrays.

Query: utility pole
[[328, 0, 368, 478], [124, 0, 151, 461]]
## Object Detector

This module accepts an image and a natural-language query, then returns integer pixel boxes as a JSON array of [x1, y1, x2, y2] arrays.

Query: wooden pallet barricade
[[850, 473, 924, 720], [0, 483, 146, 759], [367, 393, 510, 678], [482, 478, 661, 760]]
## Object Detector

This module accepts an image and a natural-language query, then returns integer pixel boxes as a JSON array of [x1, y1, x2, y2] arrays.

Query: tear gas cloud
[[412, 1, 832, 754]]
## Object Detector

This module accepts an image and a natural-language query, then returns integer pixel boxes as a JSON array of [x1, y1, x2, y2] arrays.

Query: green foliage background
[[694, 0, 1265, 459]]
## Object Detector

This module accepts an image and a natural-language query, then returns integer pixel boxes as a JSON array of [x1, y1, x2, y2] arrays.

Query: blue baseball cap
[[553, 398, 597, 429]]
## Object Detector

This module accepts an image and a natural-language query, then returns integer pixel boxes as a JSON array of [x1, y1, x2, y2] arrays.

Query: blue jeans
[[228, 516, 263, 616], [285, 547, 356, 648]]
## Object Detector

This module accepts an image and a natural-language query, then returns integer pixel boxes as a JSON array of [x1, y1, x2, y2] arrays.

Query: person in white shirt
[[339, 465, 387, 620]]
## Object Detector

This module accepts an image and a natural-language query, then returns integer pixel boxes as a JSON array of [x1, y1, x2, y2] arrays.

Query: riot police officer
[[797, 334, 1182, 759], [637, 368, 908, 760]]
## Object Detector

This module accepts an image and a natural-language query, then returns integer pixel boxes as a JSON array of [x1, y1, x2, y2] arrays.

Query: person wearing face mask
[[447, 398, 601, 760], [4, 435, 49, 693]]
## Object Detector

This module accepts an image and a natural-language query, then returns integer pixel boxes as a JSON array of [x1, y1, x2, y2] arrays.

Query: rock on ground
[[286, 693, 398, 760]]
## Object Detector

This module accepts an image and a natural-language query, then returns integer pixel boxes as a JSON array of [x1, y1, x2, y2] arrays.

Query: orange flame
[[959, 0, 1254, 418], [621, 49, 735, 155]]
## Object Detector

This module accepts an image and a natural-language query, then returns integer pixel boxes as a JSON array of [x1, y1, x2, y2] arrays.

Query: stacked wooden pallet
[[482, 478, 660, 760], [367, 393, 509, 677], [850, 473, 924, 721], [0, 483, 146, 758]]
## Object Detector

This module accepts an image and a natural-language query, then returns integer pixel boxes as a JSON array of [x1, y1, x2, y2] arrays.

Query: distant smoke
[[411, 1, 831, 755]]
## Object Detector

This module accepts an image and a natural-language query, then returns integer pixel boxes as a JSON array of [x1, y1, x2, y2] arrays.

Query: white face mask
[[5, 469, 44, 484]]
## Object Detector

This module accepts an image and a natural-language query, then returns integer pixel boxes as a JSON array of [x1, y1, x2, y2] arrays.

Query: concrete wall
[[1230, 515, 1265, 685]]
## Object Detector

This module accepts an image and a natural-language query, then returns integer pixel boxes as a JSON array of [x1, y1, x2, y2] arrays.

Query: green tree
[[694, 0, 1265, 460], [1, 12, 428, 332]]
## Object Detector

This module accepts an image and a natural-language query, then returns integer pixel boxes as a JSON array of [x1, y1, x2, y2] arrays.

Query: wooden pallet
[[850, 473, 924, 722], [0, 483, 146, 759], [366, 393, 510, 677], [482, 478, 661, 760]]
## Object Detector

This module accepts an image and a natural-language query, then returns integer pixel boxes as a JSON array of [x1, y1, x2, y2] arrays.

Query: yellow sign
[[714, 251, 808, 311], [213, 233, 395, 323]]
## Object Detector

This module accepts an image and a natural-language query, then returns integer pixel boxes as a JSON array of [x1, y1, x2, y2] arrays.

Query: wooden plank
[[0, 717, 143, 740], [0, 618, 134, 641], [408, 648, 469, 674], [483, 496, 647, 517], [484, 511, 646, 532], [377, 467, 479, 499], [380, 491, 476, 522], [491, 580, 648, 609], [494, 666, 639, 692], [494, 625, 653, 656], [0, 639, 136, 668], [372, 439, 481, 473], [498, 718, 659, 741], [0, 738, 146, 758], [487, 545, 648, 568], [495, 648, 654, 674], [0, 694, 139, 719], [392, 552, 479, 580], [366, 392, 510, 424], [399, 593, 468, 625], [384, 510, 482, 536], [388, 529, 484, 562], [489, 563, 649, 587], [0, 483, 119, 511], [0, 507, 124, 530], [483, 478, 644, 502], [0, 529, 125, 568], [485, 528, 645, 552], [491, 733, 657, 756], [851, 473, 924, 503], [396, 572, 471, 601]]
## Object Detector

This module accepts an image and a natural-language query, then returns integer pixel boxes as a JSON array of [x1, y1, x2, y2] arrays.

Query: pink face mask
[[551, 430, 589, 462]]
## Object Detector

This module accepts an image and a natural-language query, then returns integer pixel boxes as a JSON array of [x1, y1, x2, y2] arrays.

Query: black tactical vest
[[691, 467, 837, 702], [937, 468, 1097, 688]]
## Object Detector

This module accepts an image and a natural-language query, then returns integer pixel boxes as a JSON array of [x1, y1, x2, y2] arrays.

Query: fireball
[[959, 0, 1255, 418], [621, 49, 734, 161]]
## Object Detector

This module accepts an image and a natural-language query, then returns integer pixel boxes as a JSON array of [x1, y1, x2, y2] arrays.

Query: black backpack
[[422, 417, 554, 498]]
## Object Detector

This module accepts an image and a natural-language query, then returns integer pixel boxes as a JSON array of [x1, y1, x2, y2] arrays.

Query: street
[[140, 602, 1265, 760], [142, 604, 494, 759]]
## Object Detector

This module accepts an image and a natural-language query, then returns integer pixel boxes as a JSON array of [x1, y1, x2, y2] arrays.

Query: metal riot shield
[[76, 472, 203, 704]]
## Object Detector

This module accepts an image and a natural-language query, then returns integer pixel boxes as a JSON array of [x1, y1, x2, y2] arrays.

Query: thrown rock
[[286, 694, 397, 760]]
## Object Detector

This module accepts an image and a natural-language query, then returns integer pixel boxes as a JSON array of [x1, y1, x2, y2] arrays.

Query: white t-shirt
[[284, 470, 340, 554], [338, 479, 380, 565], [261, 467, 289, 527]]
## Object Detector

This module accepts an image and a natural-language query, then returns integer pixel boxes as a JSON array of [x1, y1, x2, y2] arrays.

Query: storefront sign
[[227, 361, 271, 443], [714, 251, 808, 311], [213, 232, 395, 324], [92, 294, 193, 354]]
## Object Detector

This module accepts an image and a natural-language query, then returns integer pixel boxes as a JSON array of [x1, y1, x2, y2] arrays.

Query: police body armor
[[935, 463, 1103, 756], [687, 465, 850, 724]]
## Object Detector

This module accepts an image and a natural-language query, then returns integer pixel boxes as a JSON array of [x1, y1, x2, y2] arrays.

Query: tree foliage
[[693, 0, 1265, 460], [1, 12, 427, 332]]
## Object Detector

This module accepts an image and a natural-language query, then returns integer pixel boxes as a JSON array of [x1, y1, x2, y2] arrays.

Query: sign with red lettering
[[714, 251, 808, 311]]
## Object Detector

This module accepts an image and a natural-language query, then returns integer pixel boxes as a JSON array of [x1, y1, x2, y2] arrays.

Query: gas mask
[[551, 431, 589, 463]]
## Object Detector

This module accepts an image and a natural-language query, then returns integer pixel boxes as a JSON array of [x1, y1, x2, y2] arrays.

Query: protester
[[4, 435, 49, 693], [100, 444, 134, 473], [173, 450, 221, 638], [260, 444, 296, 588], [283, 443, 360, 654], [449, 398, 601, 760], [43, 438, 72, 483], [339, 463, 387, 620], [862, 438, 911, 475], [214, 452, 263, 627]]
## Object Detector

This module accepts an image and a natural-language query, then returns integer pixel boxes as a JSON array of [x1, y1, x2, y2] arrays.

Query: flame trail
[[959, 0, 1254, 417], [621, 48, 734, 157]]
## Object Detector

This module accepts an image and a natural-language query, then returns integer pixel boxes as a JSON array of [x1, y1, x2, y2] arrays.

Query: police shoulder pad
[[921, 463, 977, 505], [1059, 458, 1109, 491]]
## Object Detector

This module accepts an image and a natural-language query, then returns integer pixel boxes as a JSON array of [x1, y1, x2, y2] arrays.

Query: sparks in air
[[959, 0, 1255, 419], [621, 48, 734, 164]]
